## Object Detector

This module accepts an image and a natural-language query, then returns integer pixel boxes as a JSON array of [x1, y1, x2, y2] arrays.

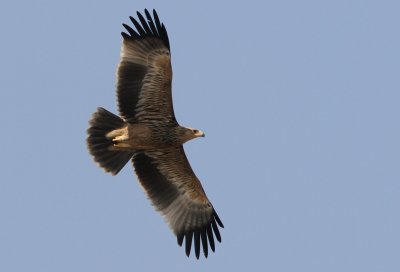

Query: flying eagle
[[86, 9, 223, 259]]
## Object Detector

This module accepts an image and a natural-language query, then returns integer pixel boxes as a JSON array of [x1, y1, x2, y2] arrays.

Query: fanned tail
[[87, 107, 134, 175]]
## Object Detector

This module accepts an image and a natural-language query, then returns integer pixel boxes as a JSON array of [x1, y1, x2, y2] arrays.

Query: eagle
[[86, 9, 223, 259]]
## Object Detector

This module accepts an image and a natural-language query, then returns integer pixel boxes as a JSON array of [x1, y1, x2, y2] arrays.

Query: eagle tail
[[87, 107, 134, 175]]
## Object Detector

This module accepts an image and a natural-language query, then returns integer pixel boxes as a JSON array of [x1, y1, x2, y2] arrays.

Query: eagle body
[[86, 9, 223, 259], [106, 121, 204, 150]]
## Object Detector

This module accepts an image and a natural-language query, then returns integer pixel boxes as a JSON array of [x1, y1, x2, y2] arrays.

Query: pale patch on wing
[[134, 49, 174, 122], [120, 38, 166, 66]]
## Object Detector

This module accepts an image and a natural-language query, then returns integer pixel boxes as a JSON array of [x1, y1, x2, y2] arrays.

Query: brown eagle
[[86, 9, 223, 259]]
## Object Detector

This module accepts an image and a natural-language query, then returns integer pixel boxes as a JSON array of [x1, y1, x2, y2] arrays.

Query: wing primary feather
[[160, 24, 170, 50], [177, 233, 184, 247], [124, 9, 170, 50], [145, 9, 158, 35], [185, 232, 193, 257], [153, 9, 162, 33], [129, 16, 146, 36], [206, 224, 215, 252], [214, 211, 224, 228], [122, 23, 139, 38], [121, 32, 130, 40], [137, 11, 152, 34], [201, 227, 208, 258], [211, 219, 222, 243], [194, 230, 201, 259]]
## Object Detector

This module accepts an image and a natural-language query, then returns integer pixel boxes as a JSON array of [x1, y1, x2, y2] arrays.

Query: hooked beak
[[195, 130, 205, 138]]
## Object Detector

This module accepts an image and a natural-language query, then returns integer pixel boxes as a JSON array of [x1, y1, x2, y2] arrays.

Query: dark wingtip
[[194, 230, 201, 259], [211, 220, 222, 243], [122, 9, 170, 50], [122, 23, 139, 38], [177, 233, 184, 247], [175, 209, 223, 258], [201, 227, 209, 258], [121, 32, 130, 39], [152, 9, 159, 20], [206, 224, 215, 252], [214, 211, 224, 228], [185, 232, 193, 257]]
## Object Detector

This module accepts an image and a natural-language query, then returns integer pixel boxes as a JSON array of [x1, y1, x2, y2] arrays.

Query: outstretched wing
[[132, 147, 224, 259], [117, 9, 176, 124]]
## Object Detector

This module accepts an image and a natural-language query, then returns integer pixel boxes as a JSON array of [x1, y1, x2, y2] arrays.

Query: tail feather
[[87, 107, 134, 175]]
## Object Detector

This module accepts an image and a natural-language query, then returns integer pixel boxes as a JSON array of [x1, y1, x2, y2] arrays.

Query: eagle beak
[[194, 130, 205, 138]]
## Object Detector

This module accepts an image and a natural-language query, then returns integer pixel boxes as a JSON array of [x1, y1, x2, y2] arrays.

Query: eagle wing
[[132, 146, 224, 258], [117, 9, 176, 124]]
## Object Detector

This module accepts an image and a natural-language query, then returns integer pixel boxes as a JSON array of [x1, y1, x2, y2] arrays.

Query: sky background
[[1, 0, 399, 271]]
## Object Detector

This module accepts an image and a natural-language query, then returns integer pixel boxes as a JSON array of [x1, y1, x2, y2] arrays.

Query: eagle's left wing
[[132, 146, 224, 258], [117, 9, 176, 124]]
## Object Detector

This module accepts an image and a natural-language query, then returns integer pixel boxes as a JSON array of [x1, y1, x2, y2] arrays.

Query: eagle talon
[[113, 135, 125, 142]]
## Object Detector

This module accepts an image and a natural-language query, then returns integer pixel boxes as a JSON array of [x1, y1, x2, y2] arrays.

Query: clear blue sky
[[1, 0, 399, 271]]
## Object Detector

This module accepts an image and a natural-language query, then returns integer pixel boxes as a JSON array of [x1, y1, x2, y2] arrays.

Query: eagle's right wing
[[132, 146, 224, 259]]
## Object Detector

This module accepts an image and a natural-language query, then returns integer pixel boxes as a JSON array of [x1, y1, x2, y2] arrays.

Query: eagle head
[[178, 126, 205, 144]]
